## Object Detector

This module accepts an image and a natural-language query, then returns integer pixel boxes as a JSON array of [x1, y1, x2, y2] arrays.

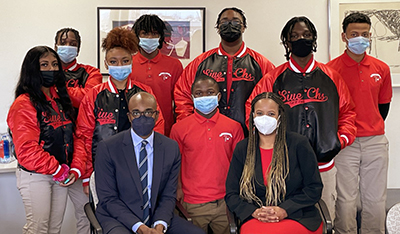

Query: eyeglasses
[[129, 110, 158, 118], [219, 19, 242, 26]]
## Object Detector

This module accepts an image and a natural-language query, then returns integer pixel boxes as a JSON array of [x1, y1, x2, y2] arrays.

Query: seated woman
[[225, 92, 323, 234]]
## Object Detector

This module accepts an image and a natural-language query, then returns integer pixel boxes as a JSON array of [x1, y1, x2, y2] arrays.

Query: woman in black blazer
[[225, 92, 323, 234]]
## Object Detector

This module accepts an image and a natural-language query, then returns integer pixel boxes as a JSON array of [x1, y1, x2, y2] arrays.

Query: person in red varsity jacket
[[7, 46, 85, 233], [74, 28, 164, 181], [130, 14, 183, 136], [54, 28, 103, 109], [174, 7, 275, 136], [246, 16, 356, 224], [54, 27, 102, 234]]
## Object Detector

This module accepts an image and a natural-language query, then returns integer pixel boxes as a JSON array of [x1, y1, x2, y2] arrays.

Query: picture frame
[[97, 7, 206, 74], [328, 0, 400, 87]]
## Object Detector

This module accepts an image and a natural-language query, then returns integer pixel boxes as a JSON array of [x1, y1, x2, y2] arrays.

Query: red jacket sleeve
[[74, 88, 98, 177], [174, 57, 204, 122], [67, 65, 103, 108], [132, 81, 165, 135], [7, 95, 60, 174]]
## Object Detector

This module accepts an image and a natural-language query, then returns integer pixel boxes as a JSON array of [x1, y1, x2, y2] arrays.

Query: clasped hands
[[252, 206, 288, 223]]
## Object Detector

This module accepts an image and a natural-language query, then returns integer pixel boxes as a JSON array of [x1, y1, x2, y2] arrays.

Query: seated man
[[95, 92, 205, 234]]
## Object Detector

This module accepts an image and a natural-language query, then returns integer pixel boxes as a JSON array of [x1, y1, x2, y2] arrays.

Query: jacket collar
[[289, 55, 316, 73], [62, 59, 78, 71], [107, 77, 133, 94], [217, 42, 247, 58]]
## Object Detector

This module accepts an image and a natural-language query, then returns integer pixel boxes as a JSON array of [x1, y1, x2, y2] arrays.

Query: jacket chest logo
[[202, 68, 255, 82], [278, 87, 328, 108], [42, 112, 71, 129], [97, 110, 116, 125], [66, 79, 80, 88]]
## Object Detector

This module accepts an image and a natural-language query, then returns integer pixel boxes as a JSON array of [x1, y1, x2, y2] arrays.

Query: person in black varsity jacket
[[174, 7, 275, 136]]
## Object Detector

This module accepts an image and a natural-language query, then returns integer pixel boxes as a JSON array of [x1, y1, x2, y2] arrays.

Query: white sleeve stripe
[[70, 168, 81, 178], [52, 165, 62, 176], [340, 134, 349, 144]]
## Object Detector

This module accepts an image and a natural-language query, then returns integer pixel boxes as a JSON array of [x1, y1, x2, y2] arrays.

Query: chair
[[227, 199, 333, 234], [386, 203, 400, 234], [84, 172, 192, 234]]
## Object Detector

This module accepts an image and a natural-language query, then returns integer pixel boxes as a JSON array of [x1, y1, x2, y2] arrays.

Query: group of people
[[7, 6, 391, 234]]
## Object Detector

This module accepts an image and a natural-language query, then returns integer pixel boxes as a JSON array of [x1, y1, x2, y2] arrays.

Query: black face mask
[[219, 23, 242, 42], [290, 39, 314, 57], [131, 115, 155, 137], [41, 71, 56, 87]]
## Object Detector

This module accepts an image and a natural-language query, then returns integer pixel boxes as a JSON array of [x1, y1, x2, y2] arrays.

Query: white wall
[[0, 0, 398, 188]]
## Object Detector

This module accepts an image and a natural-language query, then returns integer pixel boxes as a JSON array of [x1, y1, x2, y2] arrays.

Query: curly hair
[[101, 27, 139, 54], [132, 14, 166, 49], [55, 28, 81, 50]]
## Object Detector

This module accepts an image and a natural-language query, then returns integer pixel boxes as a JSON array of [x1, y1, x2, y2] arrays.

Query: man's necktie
[[139, 140, 150, 226]]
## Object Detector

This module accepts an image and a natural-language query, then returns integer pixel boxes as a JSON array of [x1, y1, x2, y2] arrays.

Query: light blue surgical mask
[[57, 45, 78, 63], [139, 37, 160, 54], [346, 36, 370, 55], [107, 63, 132, 81], [193, 94, 219, 115]]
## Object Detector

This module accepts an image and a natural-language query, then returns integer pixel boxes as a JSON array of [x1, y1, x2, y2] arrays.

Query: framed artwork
[[329, 0, 400, 86], [97, 7, 205, 74]]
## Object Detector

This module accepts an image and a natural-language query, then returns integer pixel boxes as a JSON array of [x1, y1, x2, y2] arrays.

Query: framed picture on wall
[[329, 0, 400, 86], [97, 7, 206, 74]]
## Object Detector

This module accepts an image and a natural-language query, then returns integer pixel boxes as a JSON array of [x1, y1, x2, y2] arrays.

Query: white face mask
[[253, 115, 279, 135]]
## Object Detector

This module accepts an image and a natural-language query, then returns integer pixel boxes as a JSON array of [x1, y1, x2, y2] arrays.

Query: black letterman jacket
[[7, 89, 82, 177], [174, 42, 275, 133]]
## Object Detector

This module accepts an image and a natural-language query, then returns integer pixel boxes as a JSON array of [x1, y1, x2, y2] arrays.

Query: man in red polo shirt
[[170, 75, 244, 234], [327, 12, 392, 234], [130, 14, 183, 136], [174, 7, 275, 136]]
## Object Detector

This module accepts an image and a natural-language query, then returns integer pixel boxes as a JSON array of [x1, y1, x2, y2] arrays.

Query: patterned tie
[[139, 140, 150, 226]]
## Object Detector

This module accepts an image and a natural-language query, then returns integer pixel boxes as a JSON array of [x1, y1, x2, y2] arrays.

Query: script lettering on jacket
[[42, 112, 72, 129], [66, 79, 80, 88], [278, 87, 328, 108], [202, 68, 255, 82], [96, 110, 116, 125]]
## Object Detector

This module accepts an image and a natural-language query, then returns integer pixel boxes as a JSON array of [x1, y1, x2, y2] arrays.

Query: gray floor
[[386, 188, 400, 211]]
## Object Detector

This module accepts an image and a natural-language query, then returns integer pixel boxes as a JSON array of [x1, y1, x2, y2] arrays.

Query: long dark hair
[[15, 46, 75, 122], [240, 92, 289, 206]]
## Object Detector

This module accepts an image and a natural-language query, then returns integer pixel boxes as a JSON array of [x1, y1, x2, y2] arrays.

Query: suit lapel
[[122, 130, 143, 203], [151, 132, 164, 212]]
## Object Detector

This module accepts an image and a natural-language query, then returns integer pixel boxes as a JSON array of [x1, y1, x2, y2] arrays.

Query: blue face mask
[[57, 45, 78, 63], [139, 37, 160, 54], [193, 94, 219, 115], [347, 36, 370, 55], [107, 64, 132, 81]]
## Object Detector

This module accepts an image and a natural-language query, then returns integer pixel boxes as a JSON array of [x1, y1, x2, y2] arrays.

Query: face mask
[[131, 115, 155, 137], [219, 23, 242, 42], [57, 45, 78, 63], [41, 71, 56, 87], [193, 94, 219, 115], [139, 37, 160, 54], [253, 115, 279, 135], [107, 64, 132, 81], [346, 36, 370, 55], [290, 39, 314, 57]]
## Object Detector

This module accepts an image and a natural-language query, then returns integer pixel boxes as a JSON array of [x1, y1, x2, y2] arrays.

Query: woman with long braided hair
[[225, 92, 323, 234]]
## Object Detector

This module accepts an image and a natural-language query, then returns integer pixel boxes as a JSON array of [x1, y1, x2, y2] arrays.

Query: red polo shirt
[[170, 109, 244, 204], [130, 51, 183, 136], [327, 51, 392, 137]]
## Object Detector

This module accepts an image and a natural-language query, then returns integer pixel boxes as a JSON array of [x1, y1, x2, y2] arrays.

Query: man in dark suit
[[95, 92, 205, 234]]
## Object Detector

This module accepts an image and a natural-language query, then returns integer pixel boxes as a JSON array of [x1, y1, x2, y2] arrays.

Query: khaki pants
[[320, 166, 337, 226], [335, 135, 388, 234], [183, 199, 229, 234], [68, 179, 90, 234], [16, 168, 68, 234]]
